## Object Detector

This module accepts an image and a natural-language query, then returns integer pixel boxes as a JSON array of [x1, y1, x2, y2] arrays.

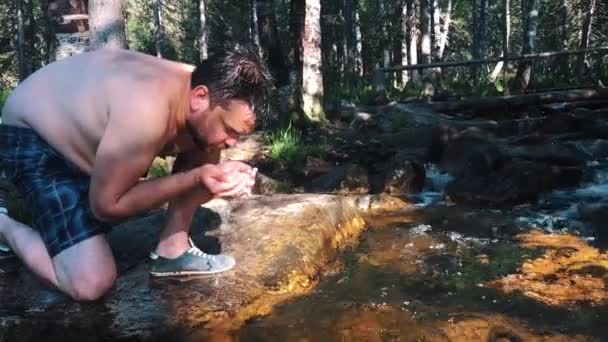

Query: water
[[235, 163, 608, 341]]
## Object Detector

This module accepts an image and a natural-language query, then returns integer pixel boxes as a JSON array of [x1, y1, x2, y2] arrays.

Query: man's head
[[186, 46, 273, 150]]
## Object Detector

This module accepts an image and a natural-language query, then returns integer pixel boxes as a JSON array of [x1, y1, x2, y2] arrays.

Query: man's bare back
[[2, 48, 195, 174]]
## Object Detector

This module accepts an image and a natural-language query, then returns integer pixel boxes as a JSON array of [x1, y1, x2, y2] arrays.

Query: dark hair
[[191, 46, 274, 117]]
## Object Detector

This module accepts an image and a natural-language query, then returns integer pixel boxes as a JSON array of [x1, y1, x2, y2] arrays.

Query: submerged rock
[[488, 231, 608, 307]]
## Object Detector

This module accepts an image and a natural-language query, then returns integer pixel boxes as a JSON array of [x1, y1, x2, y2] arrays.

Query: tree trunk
[[48, 0, 90, 60], [513, 0, 538, 92], [289, 0, 305, 113], [420, 0, 431, 67], [301, 0, 325, 123], [17, 0, 26, 81], [576, 0, 596, 83], [257, 0, 288, 87], [401, 0, 409, 85], [344, 0, 356, 92], [354, 2, 363, 76], [88, 0, 127, 50], [408, 0, 420, 83], [557, 0, 570, 79], [471, 0, 487, 83], [152, 0, 162, 57], [438, 0, 451, 59], [378, 0, 392, 84], [250, 0, 261, 56], [503, 0, 510, 95], [431, 0, 441, 61]]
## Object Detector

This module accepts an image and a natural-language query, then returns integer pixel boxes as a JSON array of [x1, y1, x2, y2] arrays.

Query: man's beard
[[186, 123, 209, 151]]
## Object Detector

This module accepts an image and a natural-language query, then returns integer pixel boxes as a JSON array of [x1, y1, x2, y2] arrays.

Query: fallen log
[[429, 88, 608, 113]]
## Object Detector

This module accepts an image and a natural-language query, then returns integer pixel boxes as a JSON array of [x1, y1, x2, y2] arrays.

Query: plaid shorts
[[0, 125, 111, 257]]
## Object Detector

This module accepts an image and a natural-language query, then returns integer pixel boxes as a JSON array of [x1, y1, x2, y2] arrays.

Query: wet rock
[[253, 172, 290, 194], [504, 142, 590, 166], [439, 132, 504, 178], [382, 154, 426, 196], [446, 160, 583, 207], [0, 194, 411, 339], [307, 163, 370, 194]]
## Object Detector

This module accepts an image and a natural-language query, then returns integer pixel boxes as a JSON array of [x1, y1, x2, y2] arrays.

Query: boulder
[[382, 154, 426, 196], [446, 160, 583, 207]]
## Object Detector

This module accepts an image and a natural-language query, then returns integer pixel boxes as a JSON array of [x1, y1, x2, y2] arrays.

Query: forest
[[0, 0, 607, 124]]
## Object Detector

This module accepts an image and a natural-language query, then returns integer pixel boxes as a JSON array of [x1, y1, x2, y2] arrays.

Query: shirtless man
[[0, 47, 273, 301]]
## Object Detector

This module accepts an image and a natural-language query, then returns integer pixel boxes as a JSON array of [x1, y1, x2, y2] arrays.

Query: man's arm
[[89, 94, 209, 222]]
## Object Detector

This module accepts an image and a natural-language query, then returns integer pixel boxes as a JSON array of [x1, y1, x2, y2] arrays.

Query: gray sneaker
[[149, 239, 236, 277]]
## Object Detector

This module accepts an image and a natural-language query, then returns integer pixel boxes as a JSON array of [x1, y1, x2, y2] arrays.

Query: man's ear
[[190, 85, 210, 113]]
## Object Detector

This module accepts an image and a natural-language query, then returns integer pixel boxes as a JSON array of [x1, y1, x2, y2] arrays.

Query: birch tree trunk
[[401, 1, 409, 84], [354, 3, 363, 76], [513, 0, 538, 92], [576, 0, 596, 82], [438, 0, 451, 59], [88, 0, 128, 50], [431, 0, 441, 61], [250, 0, 261, 55], [48, 0, 90, 60], [409, 0, 420, 83], [152, 0, 162, 57], [301, 0, 325, 123], [420, 0, 432, 69]]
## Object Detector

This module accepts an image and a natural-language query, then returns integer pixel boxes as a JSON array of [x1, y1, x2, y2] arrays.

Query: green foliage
[[0, 86, 11, 110], [264, 123, 328, 168]]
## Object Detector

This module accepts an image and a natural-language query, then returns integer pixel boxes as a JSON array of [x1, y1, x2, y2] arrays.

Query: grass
[[264, 123, 329, 168]]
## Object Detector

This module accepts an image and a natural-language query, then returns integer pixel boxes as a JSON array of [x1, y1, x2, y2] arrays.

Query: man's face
[[189, 98, 256, 150]]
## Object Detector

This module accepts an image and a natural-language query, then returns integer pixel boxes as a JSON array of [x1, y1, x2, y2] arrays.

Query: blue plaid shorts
[[0, 125, 111, 257]]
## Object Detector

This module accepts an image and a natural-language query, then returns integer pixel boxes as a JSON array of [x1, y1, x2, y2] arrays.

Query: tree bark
[[401, 0, 409, 84], [420, 0, 431, 68], [354, 2, 363, 76], [301, 0, 325, 123], [48, 0, 90, 60], [438, 0, 451, 59], [17, 0, 26, 81], [471, 0, 487, 83], [576, 0, 596, 83], [513, 0, 538, 92], [431, 0, 441, 61], [257, 0, 288, 87], [503, 0, 510, 95], [408, 0, 420, 83], [288, 0, 305, 112], [344, 0, 356, 92], [152, 0, 162, 57], [88, 0, 127, 50], [250, 0, 260, 55]]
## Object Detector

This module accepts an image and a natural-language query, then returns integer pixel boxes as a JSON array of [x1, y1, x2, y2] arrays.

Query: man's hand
[[197, 162, 257, 199], [218, 161, 257, 198]]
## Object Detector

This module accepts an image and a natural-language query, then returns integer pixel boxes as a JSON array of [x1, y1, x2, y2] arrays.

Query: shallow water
[[235, 205, 608, 341], [233, 164, 608, 341]]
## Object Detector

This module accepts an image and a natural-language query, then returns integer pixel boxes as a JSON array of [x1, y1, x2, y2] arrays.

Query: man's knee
[[68, 267, 117, 301], [53, 235, 117, 301]]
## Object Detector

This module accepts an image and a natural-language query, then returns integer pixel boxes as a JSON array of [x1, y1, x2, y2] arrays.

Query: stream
[[233, 163, 608, 341]]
